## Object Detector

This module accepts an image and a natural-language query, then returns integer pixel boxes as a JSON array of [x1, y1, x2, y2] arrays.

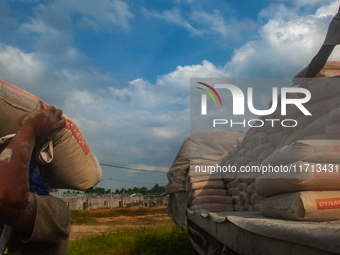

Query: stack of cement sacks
[[189, 155, 234, 212], [219, 63, 340, 220], [256, 75, 340, 221], [221, 130, 271, 212]]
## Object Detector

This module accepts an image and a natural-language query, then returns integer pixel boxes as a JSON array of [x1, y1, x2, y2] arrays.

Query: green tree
[[149, 184, 165, 193], [85, 187, 106, 194]]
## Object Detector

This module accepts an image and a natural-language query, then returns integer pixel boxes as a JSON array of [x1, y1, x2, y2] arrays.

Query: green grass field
[[70, 206, 168, 225], [67, 207, 191, 255]]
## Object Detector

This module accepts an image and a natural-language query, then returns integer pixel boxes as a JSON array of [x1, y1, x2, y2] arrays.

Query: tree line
[[84, 184, 166, 195]]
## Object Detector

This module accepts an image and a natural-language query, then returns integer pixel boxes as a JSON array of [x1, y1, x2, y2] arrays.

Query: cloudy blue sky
[[1, 0, 340, 190]]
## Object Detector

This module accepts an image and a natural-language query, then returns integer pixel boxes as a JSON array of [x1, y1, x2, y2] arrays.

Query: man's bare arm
[[0, 101, 65, 234], [299, 45, 335, 88], [305, 45, 335, 78]]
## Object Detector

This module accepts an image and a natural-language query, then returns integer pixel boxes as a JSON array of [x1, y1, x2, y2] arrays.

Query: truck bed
[[187, 209, 340, 255]]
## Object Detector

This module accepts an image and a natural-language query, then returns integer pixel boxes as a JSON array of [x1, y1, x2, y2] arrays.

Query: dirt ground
[[70, 206, 171, 240]]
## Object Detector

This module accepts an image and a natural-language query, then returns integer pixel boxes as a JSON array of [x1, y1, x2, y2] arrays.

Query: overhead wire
[[99, 163, 168, 185], [100, 178, 167, 185], [100, 163, 167, 174]]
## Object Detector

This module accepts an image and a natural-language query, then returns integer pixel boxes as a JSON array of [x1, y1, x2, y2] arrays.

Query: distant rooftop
[[145, 192, 168, 198]]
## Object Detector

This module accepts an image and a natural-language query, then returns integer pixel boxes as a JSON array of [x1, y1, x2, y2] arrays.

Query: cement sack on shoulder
[[192, 203, 234, 212], [304, 114, 329, 136], [191, 189, 227, 198], [260, 191, 340, 221], [329, 108, 340, 123], [256, 161, 340, 197], [191, 181, 225, 190], [0, 79, 102, 190], [192, 195, 233, 205], [263, 140, 340, 166]]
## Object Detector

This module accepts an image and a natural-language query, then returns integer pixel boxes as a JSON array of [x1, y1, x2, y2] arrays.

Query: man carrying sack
[[0, 101, 70, 254]]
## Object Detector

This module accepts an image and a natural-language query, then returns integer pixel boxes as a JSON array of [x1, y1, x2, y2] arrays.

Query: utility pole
[[122, 187, 125, 208], [110, 178, 112, 209]]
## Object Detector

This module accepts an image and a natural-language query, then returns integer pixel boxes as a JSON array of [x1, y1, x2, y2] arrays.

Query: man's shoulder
[[6, 194, 70, 254], [32, 193, 70, 222]]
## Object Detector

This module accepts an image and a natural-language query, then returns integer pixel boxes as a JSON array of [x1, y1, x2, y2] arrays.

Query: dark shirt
[[5, 193, 70, 255]]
